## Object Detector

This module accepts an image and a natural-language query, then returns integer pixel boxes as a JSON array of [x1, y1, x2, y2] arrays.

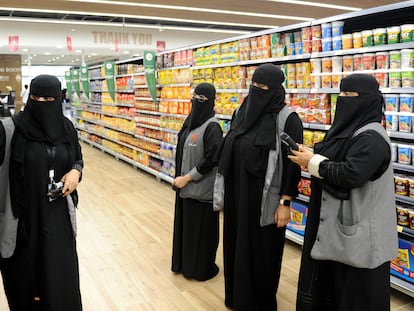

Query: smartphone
[[280, 132, 299, 151]]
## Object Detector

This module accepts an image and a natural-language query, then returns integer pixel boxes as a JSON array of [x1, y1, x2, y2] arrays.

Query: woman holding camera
[[0, 75, 83, 311]]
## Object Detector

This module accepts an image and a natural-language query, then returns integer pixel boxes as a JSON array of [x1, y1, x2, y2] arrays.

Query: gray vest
[[179, 116, 219, 202], [311, 122, 398, 268], [260, 106, 294, 226], [0, 117, 18, 258]]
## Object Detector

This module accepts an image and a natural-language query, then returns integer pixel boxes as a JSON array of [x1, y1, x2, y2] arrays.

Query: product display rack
[[71, 1, 414, 296]]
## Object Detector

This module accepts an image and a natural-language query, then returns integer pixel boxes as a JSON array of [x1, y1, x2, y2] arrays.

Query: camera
[[48, 181, 64, 201]]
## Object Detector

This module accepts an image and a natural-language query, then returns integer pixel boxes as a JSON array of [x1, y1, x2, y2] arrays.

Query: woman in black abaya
[[290, 74, 397, 311], [171, 83, 223, 281], [0, 75, 83, 311], [217, 64, 303, 310]]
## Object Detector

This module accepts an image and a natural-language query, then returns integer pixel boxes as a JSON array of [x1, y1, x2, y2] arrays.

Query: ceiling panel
[[0, 0, 407, 66]]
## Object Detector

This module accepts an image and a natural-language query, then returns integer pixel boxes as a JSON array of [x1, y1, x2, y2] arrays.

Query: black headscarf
[[314, 73, 384, 160], [185, 83, 216, 131], [175, 83, 216, 177], [217, 63, 286, 176], [14, 75, 67, 145]]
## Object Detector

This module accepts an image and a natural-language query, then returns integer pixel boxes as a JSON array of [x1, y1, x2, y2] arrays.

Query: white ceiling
[[0, 0, 407, 66]]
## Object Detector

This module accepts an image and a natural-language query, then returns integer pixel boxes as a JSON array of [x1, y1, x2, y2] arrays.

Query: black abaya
[[0, 120, 82, 311]]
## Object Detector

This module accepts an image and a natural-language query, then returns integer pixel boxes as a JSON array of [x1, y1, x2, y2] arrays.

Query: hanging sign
[[104, 61, 116, 102], [65, 71, 73, 98], [71, 68, 81, 98], [144, 51, 157, 102], [80, 65, 90, 99], [8, 36, 19, 52], [66, 36, 73, 52]]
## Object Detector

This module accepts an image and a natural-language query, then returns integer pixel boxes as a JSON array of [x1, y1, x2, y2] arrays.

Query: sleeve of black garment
[[318, 130, 391, 189], [197, 122, 223, 175], [0, 121, 5, 165], [280, 112, 303, 197]]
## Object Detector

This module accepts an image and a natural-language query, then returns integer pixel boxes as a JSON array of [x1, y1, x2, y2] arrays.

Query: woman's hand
[[172, 175, 192, 189], [274, 205, 291, 228], [288, 145, 314, 169], [61, 169, 81, 197]]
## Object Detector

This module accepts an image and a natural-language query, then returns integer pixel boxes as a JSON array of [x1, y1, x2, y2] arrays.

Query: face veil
[[16, 75, 67, 145]]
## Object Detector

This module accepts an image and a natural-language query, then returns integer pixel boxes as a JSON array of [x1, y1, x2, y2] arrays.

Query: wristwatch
[[279, 198, 291, 206]]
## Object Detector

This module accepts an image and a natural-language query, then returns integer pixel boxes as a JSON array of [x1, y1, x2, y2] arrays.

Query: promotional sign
[[104, 61, 116, 101], [71, 68, 81, 98], [8, 36, 19, 52], [80, 65, 90, 99], [143, 51, 157, 102]]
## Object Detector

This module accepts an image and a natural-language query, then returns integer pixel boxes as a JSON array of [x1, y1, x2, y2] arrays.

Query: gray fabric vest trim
[[310, 122, 398, 268], [0, 117, 18, 258], [179, 116, 219, 202], [260, 106, 294, 226]]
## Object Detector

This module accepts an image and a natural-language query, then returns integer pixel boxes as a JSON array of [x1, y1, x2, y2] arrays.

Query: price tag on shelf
[[381, 88, 392, 93], [397, 225, 403, 233], [334, 51, 343, 56]]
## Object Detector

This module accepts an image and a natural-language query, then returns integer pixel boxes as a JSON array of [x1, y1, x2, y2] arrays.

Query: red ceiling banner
[[114, 38, 119, 53], [66, 36, 73, 52], [156, 40, 166, 52], [8, 36, 19, 52]]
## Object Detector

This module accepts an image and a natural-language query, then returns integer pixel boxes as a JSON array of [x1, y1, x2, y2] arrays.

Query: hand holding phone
[[280, 132, 299, 151]]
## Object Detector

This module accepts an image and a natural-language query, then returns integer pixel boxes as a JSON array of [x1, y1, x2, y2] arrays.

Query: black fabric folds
[[218, 64, 286, 177], [14, 75, 66, 145]]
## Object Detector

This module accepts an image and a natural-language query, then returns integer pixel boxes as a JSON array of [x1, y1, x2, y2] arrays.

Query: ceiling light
[[22, 48, 29, 52], [91, 53, 98, 56], [265, 0, 361, 11], [123, 51, 130, 54], [68, 0, 313, 21], [56, 45, 64, 49], [44, 52, 51, 55], [0, 8, 276, 30], [75, 49, 82, 53]]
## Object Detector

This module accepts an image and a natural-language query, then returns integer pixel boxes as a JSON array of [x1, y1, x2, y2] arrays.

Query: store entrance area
[[0, 142, 412, 310]]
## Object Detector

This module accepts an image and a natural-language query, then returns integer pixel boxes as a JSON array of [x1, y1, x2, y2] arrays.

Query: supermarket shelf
[[159, 98, 191, 102], [136, 123, 180, 133], [157, 65, 191, 71], [159, 83, 192, 87], [135, 97, 159, 101], [391, 275, 414, 298], [116, 89, 134, 94], [397, 225, 414, 240], [116, 72, 145, 78], [381, 88, 414, 94], [136, 109, 188, 118], [385, 111, 414, 117], [310, 42, 414, 59], [134, 134, 161, 145], [301, 171, 311, 179], [89, 76, 106, 80], [395, 194, 414, 206], [215, 114, 232, 120], [302, 122, 331, 131], [285, 229, 304, 246], [101, 102, 135, 107], [393, 163, 414, 174], [296, 194, 310, 203], [78, 136, 173, 184], [100, 111, 135, 121], [216, 88, 249, 94], [388, 131, 414, 140], [312, 69, 414, 76], [77, 116, 135, 136]]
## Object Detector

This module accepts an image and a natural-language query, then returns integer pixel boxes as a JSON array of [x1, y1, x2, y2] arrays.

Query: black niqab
[[218, 64, 286, 176], [186, 83, 216, 131], [314, 74, 384, 160], [15, 75, 66, 145]]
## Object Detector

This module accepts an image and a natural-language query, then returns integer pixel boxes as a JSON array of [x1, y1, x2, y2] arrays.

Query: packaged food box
[[286, 201, 308, 236], [390, 238, 414, 284]]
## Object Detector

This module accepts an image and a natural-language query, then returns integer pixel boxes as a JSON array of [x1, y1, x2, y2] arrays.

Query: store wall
[[0, 55, 22, 101], [0, 21, 245, 56]]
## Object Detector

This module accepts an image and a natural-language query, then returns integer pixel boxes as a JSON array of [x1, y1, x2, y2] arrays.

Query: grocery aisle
[[0, 142, 413, 310]]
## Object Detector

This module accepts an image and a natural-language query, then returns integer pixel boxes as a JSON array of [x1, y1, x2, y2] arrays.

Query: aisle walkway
[[0, 142, 413, 310]]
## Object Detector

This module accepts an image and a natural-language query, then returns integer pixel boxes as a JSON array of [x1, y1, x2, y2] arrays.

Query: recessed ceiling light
[[123, 51, 130, 54], [33, 54, 37, 57], [44, 52, 51, 55], [91, 53, 98, 56], [56, 45, 64, 49], [22, 48, 29, 52], [61, 55, 65, 57], [71, 28, 76, 32], [75, 49, 82, 53]]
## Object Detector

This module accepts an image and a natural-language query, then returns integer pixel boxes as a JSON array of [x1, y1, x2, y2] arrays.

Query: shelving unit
[[70, 1, 414, 297]]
